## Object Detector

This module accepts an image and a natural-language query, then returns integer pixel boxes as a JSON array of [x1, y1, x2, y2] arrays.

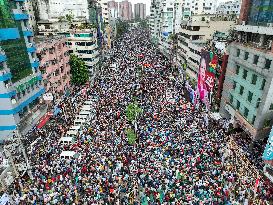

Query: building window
[[252, 115, 256, 125], [265, 59, 271, 69], [236, 100, 240, 110], [233, 81, 237, 89], [239, 85, 244, 95], [236, 65, 240, 75], [270, 103, 273, 110], [244, 52, 249, 60], [230, 94, 234, 104], [248, 91, 253, 102], [256, 98, 261, 108], [244, 107, 249, 118], [243, 69, 248, 79], [261, 79, 266, 90], [237, 49, 240, 57], [253, 55, 259, 65], [251, 74, 257, 85]]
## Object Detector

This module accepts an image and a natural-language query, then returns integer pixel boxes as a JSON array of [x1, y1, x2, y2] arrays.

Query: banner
[[263, 126, 273, 161], [197, 50, 219, 108]]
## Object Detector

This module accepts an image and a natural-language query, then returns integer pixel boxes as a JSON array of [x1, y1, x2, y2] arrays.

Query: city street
[[5, 29, 273, 204]]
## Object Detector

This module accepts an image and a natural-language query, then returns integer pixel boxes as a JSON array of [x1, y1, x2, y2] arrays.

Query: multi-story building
[[24, 0, 37, 33], [34, 0, 89, 22], [157, 0, 184, 58], [98, 0, 109, 24], [0, 0, 45, 138], [36, 36, 71, 100], [134, 3, 146, 19], [177, 15, 236, 79], [108, 0, 119, 18], [149, 0, 162, 45], [216, 0, 241, 17], [220, 0, 273, 141], [183, 0, 218, 19], [64, 29, 100, 77], [119, 0, 133, 21]]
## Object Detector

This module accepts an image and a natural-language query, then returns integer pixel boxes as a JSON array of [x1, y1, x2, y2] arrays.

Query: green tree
[[126, 128, 137, 144], [65, 13, 74, 24], [69, 54, 89, 85], [125, 102, 143, 122], [116, 19, 129, 38]]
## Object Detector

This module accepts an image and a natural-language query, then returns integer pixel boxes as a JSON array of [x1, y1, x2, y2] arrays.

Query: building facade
[[216, 0, 241, 17], [177, 15, 236, 79], [0, 0, 45, 138], [119, 0, 133, 21], [108, 0, 119, 18], [149, 0, 162, 45], [36, 36, 71, 100], [64, 29, 100, 77], [220, 0, 273, 140], [35, 0, 89, 22], [134, 3, 146, 19], [183, 0, 218, 19], [98, 0, 109, 24]]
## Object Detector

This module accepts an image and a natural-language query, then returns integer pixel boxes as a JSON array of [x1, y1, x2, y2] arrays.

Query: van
[[59, 137, 74, 146], [79, 111, 92, 119], [84, 100, 95, 106], [80, 105, 93, 112], [74, 118, 86, 126], [66, 130, 79, 138], [69, 125, 81, 132], [60, 151, 81, 160], [75, 114, 89, 121]]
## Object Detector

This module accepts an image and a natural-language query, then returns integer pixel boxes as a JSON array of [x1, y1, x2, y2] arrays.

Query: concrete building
[[157, 0, 184, 58], [119, 0, 133, 21], [64, 29, 100, 77], [108, 0, 119, 18], [149, 0, 162, 45], [134, 3, 146, 19], [36, 36, 71, 100], [24, 0, 37, 33], [177, 15, 236, 79], [35, 0, 89, 22], [0, 0, 45, 138], [220, 0, 273, 140], [98, 0, 109, 24], [216, 0, 241, 17], [183, 0, 218, 19]]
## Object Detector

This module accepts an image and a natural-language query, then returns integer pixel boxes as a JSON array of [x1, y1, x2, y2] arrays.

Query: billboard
[[263, 126, 273, 161], [197, 50, 219, 108]]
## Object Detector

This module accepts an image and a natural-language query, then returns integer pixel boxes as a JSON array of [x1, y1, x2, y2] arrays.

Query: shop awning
[[37, 112, 53, 129]]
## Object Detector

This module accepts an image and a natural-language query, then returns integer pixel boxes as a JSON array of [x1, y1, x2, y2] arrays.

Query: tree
[[69, 54, 89, 85], [126, 128, 137, 144], [116, 19, 129, 38], [125, 102, 143, 122], [65, 13, 74, 24]]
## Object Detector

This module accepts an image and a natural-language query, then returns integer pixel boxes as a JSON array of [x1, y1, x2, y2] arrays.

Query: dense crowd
[[4, 29, 273, 204]]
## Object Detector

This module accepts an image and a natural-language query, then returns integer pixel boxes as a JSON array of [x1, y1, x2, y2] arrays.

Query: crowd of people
[[4, 29, 273, 204]]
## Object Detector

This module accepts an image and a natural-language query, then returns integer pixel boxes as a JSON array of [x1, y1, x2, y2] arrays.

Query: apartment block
[[177, 15, 236, 79], [0, 0, 45, 138], [220, 0, 273, 140], [134, 3, 146, 19], [36, 36, 71, 100], [216, 0, 241, 17], [183, 0, 218, 19], [64, 29, 100, 77], [119, 0, 133, 21]]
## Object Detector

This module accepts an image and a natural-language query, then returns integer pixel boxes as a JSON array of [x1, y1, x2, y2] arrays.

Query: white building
[[24, 0, 37, 33], [64, 29, 100, 76], [183, 0, 218, 19], [177, 15, 236, 79], [149, 0, 162, 44], [216, 0, 241, 16], [35, 0, 89, 21], [98, 0, 109, 24], [158, 0, 183, 58]]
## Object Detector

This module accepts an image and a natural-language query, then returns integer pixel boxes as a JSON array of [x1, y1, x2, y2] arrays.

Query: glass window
[[270, 103, 273, 110], [237, 49, 240, 57], [244, 52, 249, 60], [251, 115, 256, 125], [253, 55, 259, 65], [236, 100, 240, 109], [265, 59, 271, 69], [243, 69, 248, 79], [236, 65, 240, 74], [239, 85, 244, 95], [248, 91, 253, 102], [230, 94, 234, 104], [244, 107, 249, 118], [261, 79, 266, 90], [251, 74, 257, 84]]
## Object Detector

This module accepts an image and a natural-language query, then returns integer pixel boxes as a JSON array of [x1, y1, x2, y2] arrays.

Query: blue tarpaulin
[[162, 32, 169, 37], [263, 126, 273, 160]]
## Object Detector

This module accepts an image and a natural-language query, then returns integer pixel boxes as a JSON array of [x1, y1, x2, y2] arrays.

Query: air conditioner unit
[[267, 23, 273, 27]]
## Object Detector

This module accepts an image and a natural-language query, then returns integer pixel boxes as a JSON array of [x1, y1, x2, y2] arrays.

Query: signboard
[[263, 126, 273, 161]]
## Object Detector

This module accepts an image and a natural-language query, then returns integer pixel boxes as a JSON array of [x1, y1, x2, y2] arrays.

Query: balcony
[[31, 61, 40, 69], [0, 28, 20, 41], [235, 25, 273, 36], [0, 72, 12, 82], [13, 8, 29, 21], [0, 52, 7, 63], [23, 30, 34, 37]]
